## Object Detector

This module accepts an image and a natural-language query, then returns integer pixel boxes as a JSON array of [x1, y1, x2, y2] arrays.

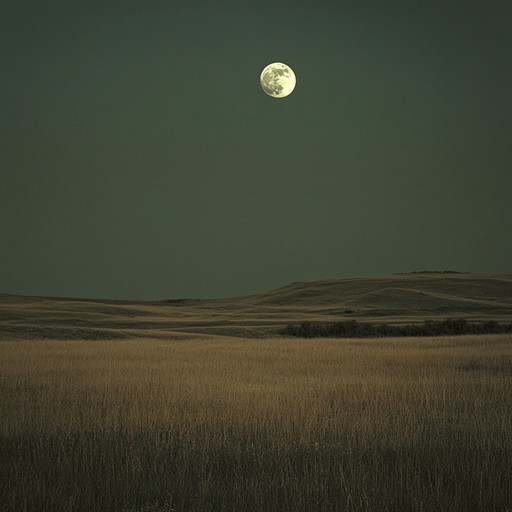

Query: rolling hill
[[1, 273, 512, 339]]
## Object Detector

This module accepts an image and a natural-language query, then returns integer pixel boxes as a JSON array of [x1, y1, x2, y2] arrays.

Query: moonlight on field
[[260, 62, 296, 98]]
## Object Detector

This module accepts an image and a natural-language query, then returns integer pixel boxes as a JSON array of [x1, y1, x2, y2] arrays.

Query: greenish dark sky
[[2, 0, 511, 299]]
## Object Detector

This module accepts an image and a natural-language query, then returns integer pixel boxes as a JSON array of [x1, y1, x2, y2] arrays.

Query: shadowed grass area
[[1, 335, 511, 511]]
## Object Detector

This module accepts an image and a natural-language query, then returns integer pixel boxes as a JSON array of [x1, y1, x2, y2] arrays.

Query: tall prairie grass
[[1, 335, 511, 511]]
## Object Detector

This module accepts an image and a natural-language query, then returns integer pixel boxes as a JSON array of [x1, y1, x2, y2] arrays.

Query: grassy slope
[[1, 273, 512, 339]]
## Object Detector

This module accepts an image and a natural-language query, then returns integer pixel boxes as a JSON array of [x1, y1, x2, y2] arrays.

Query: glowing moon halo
[[260, 62, 296, 98]]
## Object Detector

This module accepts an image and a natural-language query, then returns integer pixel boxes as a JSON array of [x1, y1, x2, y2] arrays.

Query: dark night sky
[[1, 0, 511, 299]]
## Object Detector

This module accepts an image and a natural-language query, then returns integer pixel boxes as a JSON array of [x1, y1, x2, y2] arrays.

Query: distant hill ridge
[[395, 270, 469, 274], [1, 273, 511, 339], [244, 273, 512, 311]]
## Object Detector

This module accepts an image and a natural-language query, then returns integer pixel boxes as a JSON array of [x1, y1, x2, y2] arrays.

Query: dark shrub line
[[280, 319, 512, 338]]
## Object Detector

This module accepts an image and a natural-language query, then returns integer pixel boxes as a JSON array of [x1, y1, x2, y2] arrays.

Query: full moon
[[260, 62, 296, 98]]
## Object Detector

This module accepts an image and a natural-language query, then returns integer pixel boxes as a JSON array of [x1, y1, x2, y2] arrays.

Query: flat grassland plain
[[1, 274, 512, 511]]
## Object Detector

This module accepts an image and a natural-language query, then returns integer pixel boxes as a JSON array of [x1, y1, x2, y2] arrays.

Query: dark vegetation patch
[[280, 319, 512, 338]]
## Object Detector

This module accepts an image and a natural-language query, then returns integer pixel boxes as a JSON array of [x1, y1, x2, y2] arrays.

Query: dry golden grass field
[[1, 334, 512, 512], [1, 273, 512, 511]]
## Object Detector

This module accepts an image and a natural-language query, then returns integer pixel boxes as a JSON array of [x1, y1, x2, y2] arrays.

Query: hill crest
[[1, 273, 511, 338]]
